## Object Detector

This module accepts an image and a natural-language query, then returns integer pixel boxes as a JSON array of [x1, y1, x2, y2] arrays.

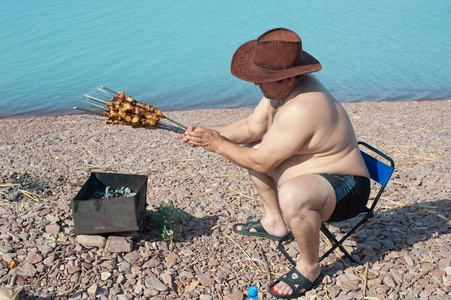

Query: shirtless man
[[178, 28, 370, 299]]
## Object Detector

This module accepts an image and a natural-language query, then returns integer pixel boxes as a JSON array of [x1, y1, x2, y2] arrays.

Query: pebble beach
[[0, 100, 450, 299]]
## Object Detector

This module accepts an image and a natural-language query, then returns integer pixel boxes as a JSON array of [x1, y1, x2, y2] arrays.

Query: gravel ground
[[0, 100, 450, 300]]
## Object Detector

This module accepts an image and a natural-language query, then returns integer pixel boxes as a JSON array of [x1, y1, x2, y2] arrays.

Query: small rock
[[180, 270, 194, 278], [118, 262, 131, 273], [180, 248, 195, 257], [403, 254, 415, 266], [327, 285, 340, 298], [77, 235, 106, 248], [165, 252, 180, 264], [117, 274, 126, 284], [403, 293, 419, 300], [366, 240, 382, 250], [100, 259, 116, 270], [45, 224, 60, 235], [134, 284, 143, 294], [43, 256, 54, 266], [445, 266, 451, 276], [196, 273, 212, 279], [67, 265, 82, 275], [199, 277, 215, 287], [123, 251, 141, 264], [363, 247, 377, 257], [0, 286, 24, 300], [70, 272, 80, 283], [0, 245, 13, 254], [105, 236, 133, 253], [87, 284, 98, 296], [5, 191, 20, 201], [384, 275, 397, 288], [161, 273, 175, 290], [12, 261, 37, 277], [156, 241, 168, 251], [142, 258, 160, 268], [336, 274, 360, 291], [143, 287, 159, 297], [45, 214, 60, 224], [101, 272, 112, 280], [130, 265, 141, 276], [185, 281, 199, 292], [223, 292, 244, 300], [389, 269, 403, 284], [25, 253, 43, 264], [145, 277, 168, 291]]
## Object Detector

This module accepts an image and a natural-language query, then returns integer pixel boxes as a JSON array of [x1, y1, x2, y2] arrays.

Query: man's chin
[[263, 92, 273, 99]]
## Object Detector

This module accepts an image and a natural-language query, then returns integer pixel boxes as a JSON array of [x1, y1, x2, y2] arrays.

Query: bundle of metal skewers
[[73, 87, 187, 134]]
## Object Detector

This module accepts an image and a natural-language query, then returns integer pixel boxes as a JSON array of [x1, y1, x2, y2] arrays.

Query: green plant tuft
[[152, 200, 187, 249]]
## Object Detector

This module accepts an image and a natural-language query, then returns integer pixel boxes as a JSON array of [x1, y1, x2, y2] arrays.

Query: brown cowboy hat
[[230, 28, 322, 82]]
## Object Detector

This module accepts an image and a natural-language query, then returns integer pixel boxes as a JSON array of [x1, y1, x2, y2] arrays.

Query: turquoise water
[[1, 1, 450, 118]]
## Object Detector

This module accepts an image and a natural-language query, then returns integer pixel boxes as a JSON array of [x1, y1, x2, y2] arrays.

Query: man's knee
[[278, 175, 334, 218], [278, 183, 311, 218]]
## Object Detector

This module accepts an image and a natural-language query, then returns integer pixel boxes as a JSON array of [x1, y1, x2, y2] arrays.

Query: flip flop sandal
[[268, 267, 323, 299], [232, 219, 284, 241]]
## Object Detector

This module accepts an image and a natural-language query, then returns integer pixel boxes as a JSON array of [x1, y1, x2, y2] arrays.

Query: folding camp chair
[[278, 141, 395, 266]]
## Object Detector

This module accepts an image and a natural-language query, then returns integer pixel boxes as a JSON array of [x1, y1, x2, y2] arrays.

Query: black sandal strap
[[278, 268, 313, 294], [239, 220, 264, 232]]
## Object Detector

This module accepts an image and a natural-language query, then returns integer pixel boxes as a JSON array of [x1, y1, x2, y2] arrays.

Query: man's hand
[[177, 125, 197, 145], [178, 126, 222, 152]]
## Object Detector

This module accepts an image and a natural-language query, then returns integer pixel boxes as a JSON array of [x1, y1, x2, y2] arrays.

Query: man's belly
[[270, 149, 370, 187]]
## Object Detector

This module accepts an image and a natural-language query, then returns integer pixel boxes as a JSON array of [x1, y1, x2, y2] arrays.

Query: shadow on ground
[[278, 198, 451, 272], [140, 209, 219, 244]]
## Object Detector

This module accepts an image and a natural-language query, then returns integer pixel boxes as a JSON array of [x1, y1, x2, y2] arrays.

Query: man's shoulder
[[279, 90, 341, 130], [288, 89, 333, 113], [295, 75, 334, 103]]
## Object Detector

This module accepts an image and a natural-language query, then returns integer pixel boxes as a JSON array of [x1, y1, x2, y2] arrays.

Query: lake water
[[1, 1, 450, 118]]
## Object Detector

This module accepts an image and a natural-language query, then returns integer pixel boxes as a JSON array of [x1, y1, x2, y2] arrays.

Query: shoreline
[[1, 98, 450, 120], [0, 100, 450, 299]]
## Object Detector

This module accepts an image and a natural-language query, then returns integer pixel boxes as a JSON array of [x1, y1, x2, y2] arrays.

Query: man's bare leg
[[271, 174, 336, 296], [234, 169, 288, 238]]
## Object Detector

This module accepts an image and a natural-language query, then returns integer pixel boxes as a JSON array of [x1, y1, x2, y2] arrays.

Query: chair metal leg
[[277, 224, 360, 266], [320, 224, 357, 263], [277, 232, 296, 266]]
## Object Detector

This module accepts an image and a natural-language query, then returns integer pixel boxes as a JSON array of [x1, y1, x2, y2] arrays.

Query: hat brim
[[230, 39, 322, 83]]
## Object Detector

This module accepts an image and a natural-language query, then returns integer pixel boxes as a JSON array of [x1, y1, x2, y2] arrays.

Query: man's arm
[[210, 97, 270, 144], [185, 100, 315, 173]]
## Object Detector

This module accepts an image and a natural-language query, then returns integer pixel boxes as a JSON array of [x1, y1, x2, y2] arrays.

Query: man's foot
[[268, 266, 322, 299], [232, 219, 287, 241]]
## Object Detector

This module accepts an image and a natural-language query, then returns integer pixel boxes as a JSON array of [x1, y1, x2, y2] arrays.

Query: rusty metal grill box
[[72, 172, 148, 235]]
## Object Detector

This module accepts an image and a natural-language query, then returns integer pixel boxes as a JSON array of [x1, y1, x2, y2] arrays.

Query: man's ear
[[285, 76, 296, 86]]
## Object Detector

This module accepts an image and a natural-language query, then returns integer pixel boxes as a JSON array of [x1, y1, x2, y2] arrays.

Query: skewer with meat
[[104, 92, 164, 129], [74, 87, 187, 134]]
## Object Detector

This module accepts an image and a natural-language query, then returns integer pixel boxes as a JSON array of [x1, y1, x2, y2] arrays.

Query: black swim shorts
[[319, 174, 371, 222]]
